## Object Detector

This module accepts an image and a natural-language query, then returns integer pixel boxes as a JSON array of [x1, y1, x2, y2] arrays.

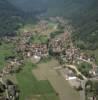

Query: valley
[[0, 17, 98, 100], [0, 0, 98, 100]]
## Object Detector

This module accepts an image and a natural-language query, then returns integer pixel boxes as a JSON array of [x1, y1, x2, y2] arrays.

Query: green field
[[29, 35, 49, 44], [0, 42, 15, 69], [16, 60, 59, 100]]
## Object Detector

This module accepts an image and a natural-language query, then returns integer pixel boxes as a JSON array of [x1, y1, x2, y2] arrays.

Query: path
[[66, 64, 87, 80]]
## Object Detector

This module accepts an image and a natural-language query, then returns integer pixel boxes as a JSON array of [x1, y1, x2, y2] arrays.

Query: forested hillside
[[0, 0, 28, 36], [44, 0, 98, 50], [0, 0, 23, 36], [8, 0, 47, 14]]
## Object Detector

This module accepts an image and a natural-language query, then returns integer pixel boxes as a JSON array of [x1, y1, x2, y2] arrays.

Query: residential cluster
[[0, 79, 19, 100], [2, 58, 23, 75], [0, 19, 98, 100]]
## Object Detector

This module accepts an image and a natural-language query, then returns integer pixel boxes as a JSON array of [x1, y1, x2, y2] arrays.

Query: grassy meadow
[[0, 42, 15, 69]]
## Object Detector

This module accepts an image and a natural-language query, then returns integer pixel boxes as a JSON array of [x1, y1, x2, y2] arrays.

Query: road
[[66, 64, 87, 80], [80, 80, 87, 100]]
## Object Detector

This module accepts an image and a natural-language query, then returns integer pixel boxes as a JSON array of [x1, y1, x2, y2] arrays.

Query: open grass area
[[16, 60, 59, 100], [29, 35, 49, 44], [18, 24, 35, 33], [0, 42, 15, 69]]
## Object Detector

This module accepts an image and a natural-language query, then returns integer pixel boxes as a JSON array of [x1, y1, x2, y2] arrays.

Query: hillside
[[8, 0, 98, 49], [0, 0, 29, 36], [46, 0, 98, 50], [8, 0, 47, 14], [0, 0, 23, 36], [0, 0, 98, 49]]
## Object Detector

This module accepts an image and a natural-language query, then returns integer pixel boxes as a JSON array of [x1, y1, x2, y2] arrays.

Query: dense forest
[[0, 0, 98, 49]]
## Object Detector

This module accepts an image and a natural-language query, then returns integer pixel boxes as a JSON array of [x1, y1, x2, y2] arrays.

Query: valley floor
[[33, 59, 80, 100]]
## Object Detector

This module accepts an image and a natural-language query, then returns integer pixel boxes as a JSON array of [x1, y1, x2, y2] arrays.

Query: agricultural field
[[0, 0, 98, 100], [33, 59, 80, 100], [16, 60, 59, 100], [5, 58, 80, 100], [0, 42, 15, 69]]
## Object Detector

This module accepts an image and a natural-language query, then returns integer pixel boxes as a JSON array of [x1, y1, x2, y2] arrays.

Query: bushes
[[77, 62, 92, 78], [85, 80, 98, 100], [73, 30, 98, 50]]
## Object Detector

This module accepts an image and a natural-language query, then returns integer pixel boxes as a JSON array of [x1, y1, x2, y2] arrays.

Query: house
[[8, 85, 16, 99], [49, 39, 64, 53], [21, 32, 33, 37], [63, 68, 77, 80], [61, 67, 81, 88], [90, 66, 98, 76], [31, 44, 49, 58], [65, 47, 80, 63], [88, 96, 97, 100], [5, 80, 19, 100], [2, 58, 23, 74], [16, 43, 26, 52], [80, 53, 90, 60], [0, 79, 19, 100]]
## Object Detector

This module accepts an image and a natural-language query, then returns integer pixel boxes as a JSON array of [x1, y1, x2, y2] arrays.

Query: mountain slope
[[8, 0, 47, 14], [8, 0, 98, 47], [1, 0, 98, 49], [0, 0, 26, 36]]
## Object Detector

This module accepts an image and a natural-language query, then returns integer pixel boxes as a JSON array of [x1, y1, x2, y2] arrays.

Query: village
[[0, 18, 98, 100]]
